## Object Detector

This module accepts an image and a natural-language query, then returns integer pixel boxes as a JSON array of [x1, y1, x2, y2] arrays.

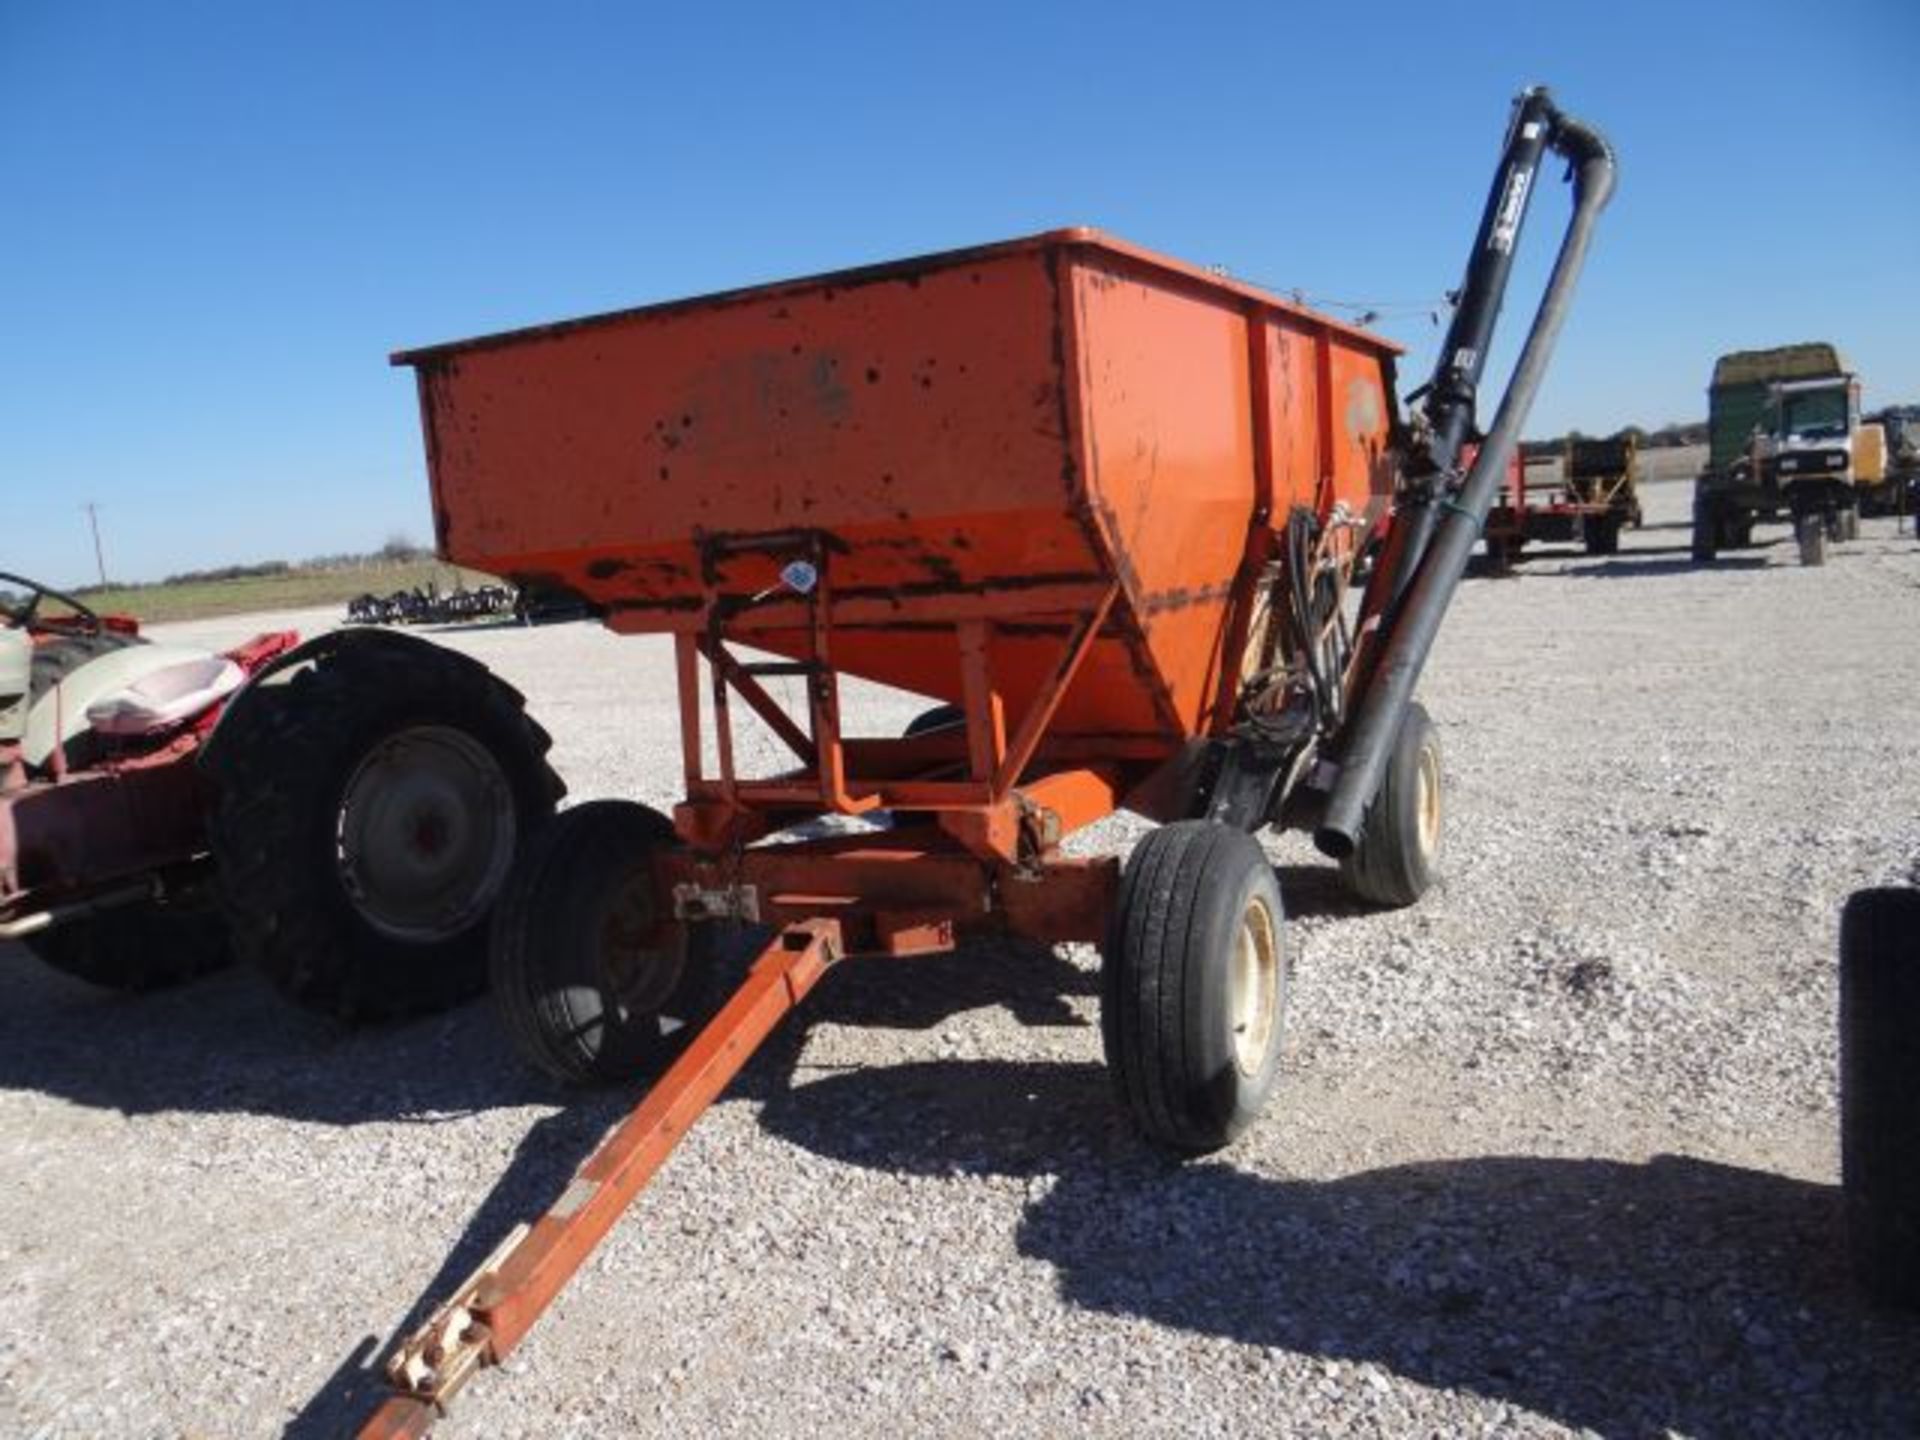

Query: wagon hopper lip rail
[[358, 86, 1613, 1434]]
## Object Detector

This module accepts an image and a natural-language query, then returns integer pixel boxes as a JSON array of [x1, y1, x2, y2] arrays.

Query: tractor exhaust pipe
[[1315, 88, 1615, 858]]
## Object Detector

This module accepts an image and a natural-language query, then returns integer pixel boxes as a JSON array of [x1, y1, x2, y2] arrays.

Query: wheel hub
[[598, 870, 684, 1018], [1415, 742, 1442, 860], [336, 725, 516, 942], [1229, 894, 1281, 1078]]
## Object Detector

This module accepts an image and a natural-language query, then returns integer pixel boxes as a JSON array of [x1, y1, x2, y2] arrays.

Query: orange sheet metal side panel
[[1324, 338, 1396, 513], [417, 248, 1100, 620], [1066, 250, 1259, 736], [1263, 317, 1396, 523]]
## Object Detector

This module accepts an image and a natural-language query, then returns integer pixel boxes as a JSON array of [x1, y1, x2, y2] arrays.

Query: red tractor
[[1, 571, 562, 1016]]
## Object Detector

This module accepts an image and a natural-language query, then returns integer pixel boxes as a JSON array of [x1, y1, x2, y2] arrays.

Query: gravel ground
[[3, 481, 1918, 1438]]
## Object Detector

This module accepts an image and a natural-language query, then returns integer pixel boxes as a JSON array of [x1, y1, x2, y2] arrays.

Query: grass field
[[68, 561, 500, 624]]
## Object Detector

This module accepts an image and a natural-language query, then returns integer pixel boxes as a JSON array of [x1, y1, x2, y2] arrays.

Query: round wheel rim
[[1229, 894, 1281, 1078], [598, 868, 684, 1023], [1415, 740, 1443, 860], [336, 725, 516, 942]]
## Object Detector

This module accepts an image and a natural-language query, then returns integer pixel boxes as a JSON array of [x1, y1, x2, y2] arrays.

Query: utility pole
[[82, 502, 107, 586]]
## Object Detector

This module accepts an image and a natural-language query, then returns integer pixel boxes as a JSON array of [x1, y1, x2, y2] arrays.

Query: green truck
[[1692, 342, 1863, 566]]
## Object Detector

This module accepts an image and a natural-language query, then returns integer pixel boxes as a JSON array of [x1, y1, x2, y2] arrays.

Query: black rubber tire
[[1797, 515, 1829, 567], [1840, 888, 1920, 1311], [1690, 502, 1718, 563], [1338, 700, 1442, 908], [204, 637, 563, 1020], [903, 703, 964, 738], [490, 800, 721, 1084], [1582, 514, 1620, 556], [24, 893, 231, 992], [1102, 822, 1288, 1153], [1838, 505, 1861, 543]]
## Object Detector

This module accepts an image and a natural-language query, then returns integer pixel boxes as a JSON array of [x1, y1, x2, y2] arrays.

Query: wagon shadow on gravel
[[756, 1055, 1920, 1439], [1564, 550, 1773, 579], [275, 937, 1102, 1435], [0, 941, 549, 1124]]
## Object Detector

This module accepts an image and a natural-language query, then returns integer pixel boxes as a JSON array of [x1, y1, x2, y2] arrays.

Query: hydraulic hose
[[1314, 92, 1616, 858]]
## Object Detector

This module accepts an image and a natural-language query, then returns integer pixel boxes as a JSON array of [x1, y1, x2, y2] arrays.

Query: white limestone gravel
[[2, 479, 1917, 1438]]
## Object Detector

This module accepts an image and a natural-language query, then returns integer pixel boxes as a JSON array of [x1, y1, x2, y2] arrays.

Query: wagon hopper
[[360, 88, 1615, 1435]]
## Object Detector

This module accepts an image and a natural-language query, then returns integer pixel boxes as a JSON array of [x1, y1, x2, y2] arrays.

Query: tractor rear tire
[[1839, 505, 1861, 543], [205, 636, 562, 1020], [490, 800, 721, 1084], [25, 893, 230, 992], [1103, 822, 1288, 1153], [1797, 515, 1829, 567], [1840, 888, 1920, 1310], [1339, 701, 1443, 908], [1582, 514, 1621, 556]]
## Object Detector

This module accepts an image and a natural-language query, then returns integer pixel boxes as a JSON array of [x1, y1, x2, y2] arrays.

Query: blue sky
[[4, 1, 1915, 586]]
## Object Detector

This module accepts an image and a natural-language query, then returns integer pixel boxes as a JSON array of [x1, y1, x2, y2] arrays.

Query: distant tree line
[[1520, 420, 1707, 461], [59, 534, 436, 596]]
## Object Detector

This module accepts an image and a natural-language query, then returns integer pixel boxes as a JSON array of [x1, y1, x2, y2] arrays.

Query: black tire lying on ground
[[490, 800, 723, 1084], [24, 892, 231, 992], [1103, 821, 1288, 1154], [204, 633, 563, 1020], [1840, 887, 1920, 1311], [1339, 700, 1443, 908]]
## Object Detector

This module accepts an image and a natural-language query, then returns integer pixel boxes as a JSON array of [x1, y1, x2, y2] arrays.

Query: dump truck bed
[[398, 230, 1400, 743]]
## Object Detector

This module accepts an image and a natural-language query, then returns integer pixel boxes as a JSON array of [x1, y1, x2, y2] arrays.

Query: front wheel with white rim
[[1339, 700, 1443, 909], [1103, 822, 1289, 1154]]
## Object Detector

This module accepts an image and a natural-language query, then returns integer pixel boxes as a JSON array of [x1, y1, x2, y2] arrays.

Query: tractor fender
[[198, 626, 525, 777]]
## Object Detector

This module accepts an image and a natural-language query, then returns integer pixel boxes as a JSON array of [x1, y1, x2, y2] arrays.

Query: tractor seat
[[86, 653, 245, 737], [22, 643, 242, 770]]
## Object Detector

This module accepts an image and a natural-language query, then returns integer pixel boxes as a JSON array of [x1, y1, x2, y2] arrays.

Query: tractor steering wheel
[[0, 572, 104, 634]]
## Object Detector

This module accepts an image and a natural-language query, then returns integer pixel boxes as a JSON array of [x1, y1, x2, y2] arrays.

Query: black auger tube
[[1314, 91, 1616, 858], [1352, 91, 1557, 639]]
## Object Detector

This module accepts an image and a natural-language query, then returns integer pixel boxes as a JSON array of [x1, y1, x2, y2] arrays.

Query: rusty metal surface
[[658, 834, 1118, 950], [0, 630, 299, 922], [1, 746, 204, 915], [400, 230, 1399, 745]]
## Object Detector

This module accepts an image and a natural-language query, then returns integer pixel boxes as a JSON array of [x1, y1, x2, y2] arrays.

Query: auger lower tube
[[1314, 104, 1616, 858]]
